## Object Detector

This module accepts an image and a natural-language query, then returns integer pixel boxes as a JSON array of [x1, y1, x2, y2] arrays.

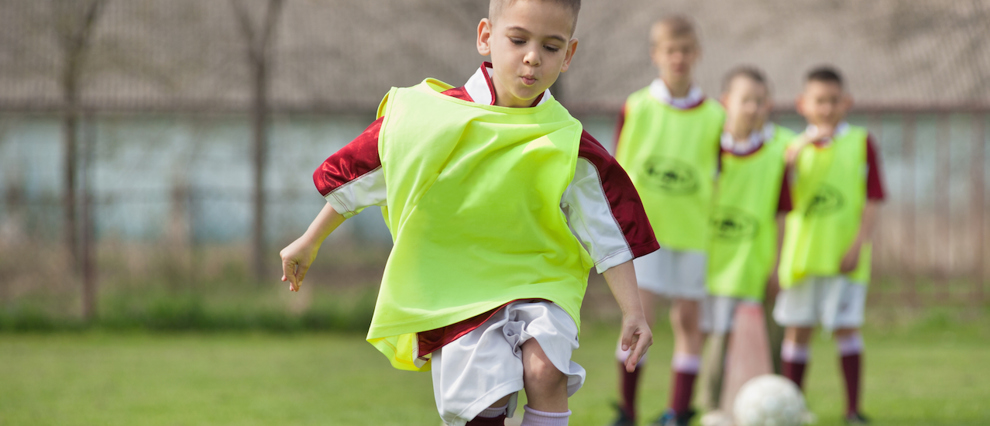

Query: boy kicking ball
[[280, 1, 658, 425], [777, 66, 886, 424]]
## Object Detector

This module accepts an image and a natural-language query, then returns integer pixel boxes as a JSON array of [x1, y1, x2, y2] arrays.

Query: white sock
[[671, 353, 701, 373], [837, 333, 864, 356], [520, 405, 570, 426], [781, 341, 810, 363], [477, 404, 508, 418]]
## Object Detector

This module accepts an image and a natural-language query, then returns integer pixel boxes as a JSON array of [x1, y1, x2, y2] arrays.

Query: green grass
[[1, 315, 988, 425]]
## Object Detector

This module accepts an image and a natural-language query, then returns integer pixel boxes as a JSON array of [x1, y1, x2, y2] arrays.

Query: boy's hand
[[840, 241, 862, 273], [280, 236, 320, 292], [619, 314, 652, 373]]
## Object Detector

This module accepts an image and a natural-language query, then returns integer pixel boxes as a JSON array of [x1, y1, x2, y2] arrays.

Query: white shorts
[[430, 300, 586, 426], [773, 276, 867, 330], [700, 296, 761, 334], [633, 247, 707, 300]]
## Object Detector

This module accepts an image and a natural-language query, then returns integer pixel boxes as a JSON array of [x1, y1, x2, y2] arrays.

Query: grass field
[[1, 311, 988, 426]]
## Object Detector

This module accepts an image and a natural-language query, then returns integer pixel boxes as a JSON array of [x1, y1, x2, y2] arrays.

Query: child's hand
[[619, 314, 652, 373], [840, 241, 862, 273], [279, 237, 320, 292]]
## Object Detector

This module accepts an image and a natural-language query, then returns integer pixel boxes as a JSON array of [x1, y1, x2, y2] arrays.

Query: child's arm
[[603, 260, 653, 373], [840, 201, 880, 273], [767, 213, 787, 299], [279, 203, 346, 292]]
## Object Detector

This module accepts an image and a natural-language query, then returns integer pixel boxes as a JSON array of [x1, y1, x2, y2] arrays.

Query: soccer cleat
[[844, 412, 870, 424], [651, 408, 695, 426], [606, 404, 635, 426]]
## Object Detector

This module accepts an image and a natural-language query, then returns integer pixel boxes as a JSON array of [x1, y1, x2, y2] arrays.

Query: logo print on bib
[[710, 207, 759, 241], [807, 184, 844, 216], [644, 157, 698, 194]]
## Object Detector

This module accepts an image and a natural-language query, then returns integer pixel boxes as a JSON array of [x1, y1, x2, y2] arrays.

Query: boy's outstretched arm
[[840, 201, 880, 273], [280, 203, 346, 292], [603, 260, 653, 372]]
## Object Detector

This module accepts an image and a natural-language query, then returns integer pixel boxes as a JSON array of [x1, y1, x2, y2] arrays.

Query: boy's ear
[[477, 18, 493, 56], [559, 38, 579, 73], [795, 95, 804, 116]]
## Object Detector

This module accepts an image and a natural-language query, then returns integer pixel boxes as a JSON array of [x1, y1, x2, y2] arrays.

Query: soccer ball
[[733, 375, 807, 426]]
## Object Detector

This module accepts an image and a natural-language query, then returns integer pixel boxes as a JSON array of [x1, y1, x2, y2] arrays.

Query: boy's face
[[797, 80, 851, 127], [477, 0, 578, 108], [651, 33, 699, 84], [721, 76, 771, 130]]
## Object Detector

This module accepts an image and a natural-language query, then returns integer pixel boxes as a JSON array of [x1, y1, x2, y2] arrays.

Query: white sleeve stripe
[[562, 158, 635, 273], [323, 166, 387, 218]]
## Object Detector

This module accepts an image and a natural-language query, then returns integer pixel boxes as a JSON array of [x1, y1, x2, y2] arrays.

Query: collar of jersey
[[649, 79, 705, 110], [464, 62, 550, 108]]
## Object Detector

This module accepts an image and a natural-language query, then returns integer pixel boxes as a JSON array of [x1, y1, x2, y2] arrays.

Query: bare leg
[[521, 339, 568, 413]]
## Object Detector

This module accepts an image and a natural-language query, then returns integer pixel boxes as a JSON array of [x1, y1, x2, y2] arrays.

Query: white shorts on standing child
[[633, 247, 707, 299], [430, 300, 585, 426], [773, 275, 867, 330]]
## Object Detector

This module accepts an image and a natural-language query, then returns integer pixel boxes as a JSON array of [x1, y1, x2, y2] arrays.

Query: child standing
[[776, 66, 885, 424], [696, 66, 794, 420], [610, 15, 724, 426], [280, 1, 658, 425]]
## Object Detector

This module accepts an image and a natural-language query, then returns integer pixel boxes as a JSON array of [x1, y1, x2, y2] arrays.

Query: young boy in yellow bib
[[279, 1, 658, 425], [610, 15, 724, 426], [696, 66, 795, 424], [777, 66, 885, 424]]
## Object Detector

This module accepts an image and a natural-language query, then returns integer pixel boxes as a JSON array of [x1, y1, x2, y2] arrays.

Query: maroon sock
[[466, 414, 506, 426], [618, 361, 641, 420], [782, 360, 808, 390], [841, 353, 862, 415], [668, 371, 698, 415]]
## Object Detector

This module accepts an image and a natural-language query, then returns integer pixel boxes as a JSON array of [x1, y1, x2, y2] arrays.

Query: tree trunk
[[252, 60, 268, 281]]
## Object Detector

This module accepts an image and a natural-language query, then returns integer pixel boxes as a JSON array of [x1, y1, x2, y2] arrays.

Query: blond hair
[[650, 15, 698, 46]]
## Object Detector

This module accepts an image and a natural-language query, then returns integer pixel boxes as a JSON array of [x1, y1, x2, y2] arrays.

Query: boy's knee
[[522, 341, 567, 392]]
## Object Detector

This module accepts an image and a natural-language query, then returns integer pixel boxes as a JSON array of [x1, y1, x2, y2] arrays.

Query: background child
[[611, 15, 724, 426], [776, 66, 885, 424], [696, 66, 794, 422], [280, 1, 657, 425]]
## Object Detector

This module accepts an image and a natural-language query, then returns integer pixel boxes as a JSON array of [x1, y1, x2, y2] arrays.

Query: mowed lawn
[[1, 318, 988, 426]]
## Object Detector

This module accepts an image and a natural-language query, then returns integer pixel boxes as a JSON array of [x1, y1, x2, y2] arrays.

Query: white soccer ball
[[733, 374, 807, 426]]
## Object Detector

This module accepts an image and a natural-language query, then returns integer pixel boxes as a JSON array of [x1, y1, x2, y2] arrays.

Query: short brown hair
[[722, 66, 768, 94], [650, 15, 698, 46], [806, 66, 844, 88], [489, 0, 582, 32]]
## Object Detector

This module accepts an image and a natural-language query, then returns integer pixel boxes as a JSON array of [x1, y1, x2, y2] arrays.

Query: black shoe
[[845, 412, 871, 424], [651, 408, 696, 426], [607, 404, 635, 426]]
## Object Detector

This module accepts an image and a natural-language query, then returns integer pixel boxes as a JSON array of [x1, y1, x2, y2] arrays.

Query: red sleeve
[[579, 130, 660, 258], [866, 134, 886, 201], [313, 118, 383, 197], [612, 104, 626, 154], [777, 172, 793, 213]]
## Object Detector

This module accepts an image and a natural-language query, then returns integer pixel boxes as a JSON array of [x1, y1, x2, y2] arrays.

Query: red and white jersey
[[313, 62, 659, 274], [806, 122, 886, 201]]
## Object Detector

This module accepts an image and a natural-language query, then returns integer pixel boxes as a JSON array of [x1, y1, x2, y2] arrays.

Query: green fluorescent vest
[[778, 125, 872, 288], [368, 79, 593, 371], [615, 87, 724, 251], [707, 125, 795, 300]]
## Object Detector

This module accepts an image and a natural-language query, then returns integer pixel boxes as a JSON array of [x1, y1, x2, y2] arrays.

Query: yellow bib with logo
[[778, 126, 871, 288], [615, 87, 724, 250], [367, 79, 593, 371], [707, 125, 795, 300]]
